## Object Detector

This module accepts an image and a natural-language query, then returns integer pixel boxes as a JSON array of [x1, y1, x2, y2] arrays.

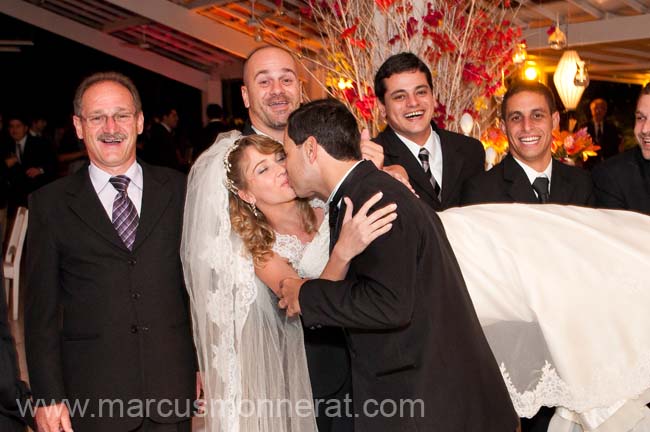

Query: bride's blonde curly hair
[[226, 134, 317, 267]]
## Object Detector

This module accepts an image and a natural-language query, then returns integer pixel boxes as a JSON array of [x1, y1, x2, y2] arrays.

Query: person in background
[[194, 103, 229, 159], [1, 276, 32, 432], [580, 98, 622, 169], [3, 113, 57, 209], [592, 84, 650, 214]]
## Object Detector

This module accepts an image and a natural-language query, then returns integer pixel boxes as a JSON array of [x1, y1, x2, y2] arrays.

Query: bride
[[183, 130, 650, 432], [181, 131, 395, 432]]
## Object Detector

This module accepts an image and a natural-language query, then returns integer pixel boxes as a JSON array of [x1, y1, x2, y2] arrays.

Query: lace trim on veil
[[501, 350, 650, 425]]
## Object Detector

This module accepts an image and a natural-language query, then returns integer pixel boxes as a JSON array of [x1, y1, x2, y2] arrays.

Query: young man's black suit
[[299, 160, 518, 432], [461, 154, 595, 206], [374, 122, 485, 210]]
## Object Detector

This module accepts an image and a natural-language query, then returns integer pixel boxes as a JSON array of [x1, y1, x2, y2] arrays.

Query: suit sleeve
[[459, 174, 487, 205], [467, 137, 486, 176], [592, 165, 627, 209], [24, 193, 66, 402], [299, 191, 419, 330]]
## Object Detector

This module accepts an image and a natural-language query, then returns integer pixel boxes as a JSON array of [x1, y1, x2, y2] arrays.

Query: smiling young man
[[373, 52, 485, 210], [461, 81, 594, 206]]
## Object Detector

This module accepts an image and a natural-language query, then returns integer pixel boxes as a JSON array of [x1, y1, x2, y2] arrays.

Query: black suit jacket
[[145, 123, 181, 171], [592, 147, 650, 214], [4, 135, 57, 207], [461, 154, 595, 206], [0, 283, 32, 431], [300, 161, 517, 431], [195, 120, 230, 158], [241, 119, 349, 398], [25, 162, 196, 431], [374, 123, 485, 210], [580, 120, 621, 160]]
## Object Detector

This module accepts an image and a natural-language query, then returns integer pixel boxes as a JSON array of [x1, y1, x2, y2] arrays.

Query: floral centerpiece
[[294, 0, 523, 135], [552, 127, 600, 165]]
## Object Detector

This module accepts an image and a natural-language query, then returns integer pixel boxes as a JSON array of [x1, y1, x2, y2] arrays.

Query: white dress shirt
[[513, 158, 553, 199], [327, 160, 364, 208], [89, 162, 143, 219], [395, 126, 443, 189]]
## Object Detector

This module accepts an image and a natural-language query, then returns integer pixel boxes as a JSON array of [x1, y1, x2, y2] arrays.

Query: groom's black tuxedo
[[25, 162, 196, 432], [300, 161, 517, 431]]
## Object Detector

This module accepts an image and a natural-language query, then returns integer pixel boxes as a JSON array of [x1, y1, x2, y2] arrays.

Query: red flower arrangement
[[300, 0, 522, 134]]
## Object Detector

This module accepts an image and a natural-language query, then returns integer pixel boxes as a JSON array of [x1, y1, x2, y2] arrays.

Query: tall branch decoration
[[297, 0, 522, 136]]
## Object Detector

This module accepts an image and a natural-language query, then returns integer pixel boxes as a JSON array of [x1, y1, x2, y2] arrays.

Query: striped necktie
[[109, 175, 139, 250], [418, 147, 441, 198]]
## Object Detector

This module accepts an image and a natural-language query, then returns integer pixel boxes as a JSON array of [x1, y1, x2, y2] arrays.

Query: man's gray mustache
[[97, 132, 127, 142]]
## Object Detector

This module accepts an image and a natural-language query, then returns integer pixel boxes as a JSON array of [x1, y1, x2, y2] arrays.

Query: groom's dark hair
[[287, 99, 362, 161]]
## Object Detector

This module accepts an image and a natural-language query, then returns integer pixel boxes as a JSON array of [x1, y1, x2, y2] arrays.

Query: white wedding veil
[[181, 130, 317, 432]]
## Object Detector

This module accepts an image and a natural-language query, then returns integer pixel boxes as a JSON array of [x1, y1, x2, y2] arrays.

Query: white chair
[[4, 207, 28, 321]]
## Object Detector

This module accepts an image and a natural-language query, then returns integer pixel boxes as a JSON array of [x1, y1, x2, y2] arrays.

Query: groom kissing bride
[[278, 98, 518, 431]]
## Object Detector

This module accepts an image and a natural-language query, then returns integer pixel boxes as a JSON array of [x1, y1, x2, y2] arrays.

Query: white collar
[[327, 160, 364, 207], [513, 156, 553, 186], [394, 126, 444, 186], [89, 161, 143, 194]]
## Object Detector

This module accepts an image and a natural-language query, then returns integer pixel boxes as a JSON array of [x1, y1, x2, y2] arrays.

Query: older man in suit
[[461, 81, 594, 207], [279, 99, 518, 432], [592, 84, 650, 214], [25, 72, 197, 432], [372, 53, 485, 211]]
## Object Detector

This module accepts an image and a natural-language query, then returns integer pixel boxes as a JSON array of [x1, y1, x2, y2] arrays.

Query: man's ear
[[241, 85, 250, 108], [72, 116, 84, 139], [552, 110, 560, 130], [378, 101, 386, 120], [500, 118, 507, 135], [304, 136, 318, 164]]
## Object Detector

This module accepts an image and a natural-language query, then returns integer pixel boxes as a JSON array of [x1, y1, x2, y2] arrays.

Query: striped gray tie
[[418, 148, 441, 198], [109, 175, 139, 250]]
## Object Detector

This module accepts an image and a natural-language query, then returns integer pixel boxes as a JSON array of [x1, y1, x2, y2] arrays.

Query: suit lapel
[[381, 127, 438, 204], [65, 167, 127, 250], [132, 163, 173, 251], [503, 155, 538, 203]]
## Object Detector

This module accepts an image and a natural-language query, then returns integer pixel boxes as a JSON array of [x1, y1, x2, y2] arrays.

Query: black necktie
[[532, 177, 550, 204], [418, 148, 441, 198], [328, 199, 341, 253]]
